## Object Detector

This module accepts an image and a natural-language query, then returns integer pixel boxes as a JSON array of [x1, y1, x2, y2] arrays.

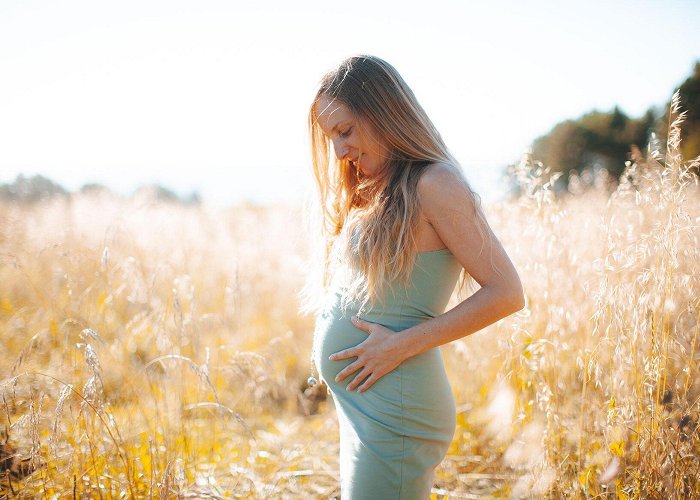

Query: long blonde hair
[[305, 55, 485, 313]]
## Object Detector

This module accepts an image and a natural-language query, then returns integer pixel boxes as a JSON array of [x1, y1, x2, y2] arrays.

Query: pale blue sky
[[1, 0, 699, 205]]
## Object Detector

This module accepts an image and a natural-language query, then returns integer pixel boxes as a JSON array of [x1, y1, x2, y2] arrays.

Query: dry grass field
[[1, 111, 699, 498]]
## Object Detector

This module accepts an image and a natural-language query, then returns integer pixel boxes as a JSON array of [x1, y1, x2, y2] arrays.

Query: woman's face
[[315, 94, 390, 178]]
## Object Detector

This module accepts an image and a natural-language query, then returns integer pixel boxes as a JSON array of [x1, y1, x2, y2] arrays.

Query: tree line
[[0, 175, 201, 205], [529, 61, 700, 190]]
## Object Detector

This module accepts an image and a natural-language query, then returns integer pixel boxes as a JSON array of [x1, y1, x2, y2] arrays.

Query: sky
[[1, 0, 699, 206]]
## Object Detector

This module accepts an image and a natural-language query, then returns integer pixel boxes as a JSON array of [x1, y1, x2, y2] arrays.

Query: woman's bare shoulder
[[417, 162, 475, 217], [418, 161, 463, 187]]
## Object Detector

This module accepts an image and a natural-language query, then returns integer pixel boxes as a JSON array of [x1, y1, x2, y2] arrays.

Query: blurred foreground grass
[[1, 113, 699, 498]]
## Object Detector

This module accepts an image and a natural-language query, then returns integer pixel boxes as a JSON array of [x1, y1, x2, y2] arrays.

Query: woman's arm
[[392, 162, 525, 359], [330, 162, 525, 392]]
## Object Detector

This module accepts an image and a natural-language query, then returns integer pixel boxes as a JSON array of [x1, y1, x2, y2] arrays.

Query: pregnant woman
[[306, 55, 525, 499]]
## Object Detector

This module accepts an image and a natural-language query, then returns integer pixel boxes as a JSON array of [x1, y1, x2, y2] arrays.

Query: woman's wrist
[[396, 324, 429, 360]]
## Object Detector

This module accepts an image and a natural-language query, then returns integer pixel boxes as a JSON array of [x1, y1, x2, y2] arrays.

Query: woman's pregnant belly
[[313, 291, 457, 436]]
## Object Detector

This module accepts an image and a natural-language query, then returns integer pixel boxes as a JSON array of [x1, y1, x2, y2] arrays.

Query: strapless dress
[[312, 248, 462, 499]]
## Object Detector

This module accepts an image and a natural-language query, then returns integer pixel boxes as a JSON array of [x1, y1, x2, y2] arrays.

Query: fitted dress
[[313, 247, 462, 499]]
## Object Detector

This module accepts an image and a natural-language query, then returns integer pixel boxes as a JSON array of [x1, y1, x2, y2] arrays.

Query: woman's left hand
[[328, 316, 408, 392]]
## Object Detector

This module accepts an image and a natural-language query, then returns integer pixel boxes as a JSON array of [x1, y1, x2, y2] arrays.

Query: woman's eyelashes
[[339, 127, 353, 138]]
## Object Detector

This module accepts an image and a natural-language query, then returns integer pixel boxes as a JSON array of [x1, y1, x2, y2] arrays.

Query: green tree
[[531, 107, 656, 184], [660, 62, 700, 161]]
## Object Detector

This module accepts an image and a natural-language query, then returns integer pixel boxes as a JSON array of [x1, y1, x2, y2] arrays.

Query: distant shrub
[[0, 174, 69, 203]]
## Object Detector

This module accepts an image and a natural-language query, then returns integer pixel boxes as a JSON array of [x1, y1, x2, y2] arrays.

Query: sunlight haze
[[1, 0, 698, 205]]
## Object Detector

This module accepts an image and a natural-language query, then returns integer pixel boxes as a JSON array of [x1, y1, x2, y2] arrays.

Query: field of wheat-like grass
[[1, 108, 699, 498]]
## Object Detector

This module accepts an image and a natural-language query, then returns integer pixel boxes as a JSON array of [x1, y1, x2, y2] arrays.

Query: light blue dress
[[313, 248, 461, 499]]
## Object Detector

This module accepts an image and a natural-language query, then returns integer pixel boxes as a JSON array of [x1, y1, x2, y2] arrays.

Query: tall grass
[[0, 96, 698, 497]]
